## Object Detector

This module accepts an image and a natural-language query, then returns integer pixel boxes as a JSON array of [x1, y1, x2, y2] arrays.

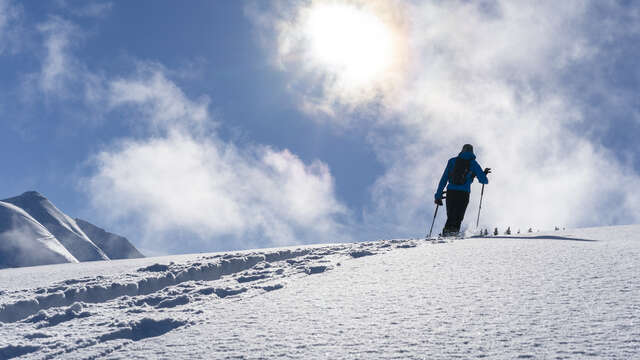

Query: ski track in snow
[[0, 238, 418, 359], [0, 227, 638, 359]]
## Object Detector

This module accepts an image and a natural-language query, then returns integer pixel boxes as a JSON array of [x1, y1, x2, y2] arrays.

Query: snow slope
[[75, 219, 144, 260], [2, 192, 108, 262], [0, 202, 78, 269], [0, 225, 638, 359]]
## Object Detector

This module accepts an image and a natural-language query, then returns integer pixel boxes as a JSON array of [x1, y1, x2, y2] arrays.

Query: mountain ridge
[[0, 201, 79, 268], [75, 218, 144, 260], [0, 191, 144, 269]]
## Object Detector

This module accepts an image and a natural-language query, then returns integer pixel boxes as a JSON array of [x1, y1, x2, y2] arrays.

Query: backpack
[[449, 157, 471, 185]]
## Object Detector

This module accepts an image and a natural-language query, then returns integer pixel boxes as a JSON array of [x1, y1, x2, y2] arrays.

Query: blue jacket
[[435, 151, 488, 200]]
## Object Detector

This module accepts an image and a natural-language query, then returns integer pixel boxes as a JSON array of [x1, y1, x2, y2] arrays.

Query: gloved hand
[[484, 167, 492, 175], [434, 198, 443, 206]]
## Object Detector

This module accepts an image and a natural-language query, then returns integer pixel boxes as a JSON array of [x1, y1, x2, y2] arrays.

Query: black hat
[[461, 144, 474, 153]]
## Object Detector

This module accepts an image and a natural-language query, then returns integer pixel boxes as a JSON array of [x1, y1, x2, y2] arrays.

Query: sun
[[303, 3, 396, 86]]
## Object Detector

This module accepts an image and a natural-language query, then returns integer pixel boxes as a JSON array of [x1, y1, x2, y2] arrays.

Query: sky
[[1, 0, 639, 255]]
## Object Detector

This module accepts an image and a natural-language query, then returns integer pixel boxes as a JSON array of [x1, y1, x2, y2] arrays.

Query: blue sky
[[0, 0, 381, 209], [1, 0, 639, 255]]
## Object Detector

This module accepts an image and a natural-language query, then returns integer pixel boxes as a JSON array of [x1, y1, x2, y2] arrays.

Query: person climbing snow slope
[[434, 144, 490, 236]]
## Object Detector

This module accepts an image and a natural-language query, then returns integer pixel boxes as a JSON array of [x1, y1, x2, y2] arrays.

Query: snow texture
[[75, 218, 144, 260], [2, 192, 108, 262], [0, 201, 78, 269], [0, 225, 638, 359]]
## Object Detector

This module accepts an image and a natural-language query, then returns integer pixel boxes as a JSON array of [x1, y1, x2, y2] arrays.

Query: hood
[[458, 151, 476, 160]]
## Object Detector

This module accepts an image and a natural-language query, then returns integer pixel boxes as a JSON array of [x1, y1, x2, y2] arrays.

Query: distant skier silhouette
[[434, 144, 490, 237]]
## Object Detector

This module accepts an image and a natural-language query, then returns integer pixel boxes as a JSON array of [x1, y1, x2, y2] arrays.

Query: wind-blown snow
[[0, 225, 638, 359]]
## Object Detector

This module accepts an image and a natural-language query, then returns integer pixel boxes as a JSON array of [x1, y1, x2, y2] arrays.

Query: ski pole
[[475, 184, 484, 229], [428, 192, 446, 239], [428, 204, 439, 239], [476, 168, 491, 229]]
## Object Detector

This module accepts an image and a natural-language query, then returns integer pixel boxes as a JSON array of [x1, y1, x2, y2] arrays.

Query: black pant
[[443, 190, 470, 235]]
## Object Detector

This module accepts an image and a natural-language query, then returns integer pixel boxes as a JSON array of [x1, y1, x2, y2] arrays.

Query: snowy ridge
[[75, 218, 144, 260], [0, 238, 420, 359], [2, 192, 108, 262], [0, 201, 78, 268], [0, 191, 145, 269]]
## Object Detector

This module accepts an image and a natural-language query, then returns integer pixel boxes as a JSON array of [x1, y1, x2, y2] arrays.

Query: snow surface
[[0, 225, 638, 359]]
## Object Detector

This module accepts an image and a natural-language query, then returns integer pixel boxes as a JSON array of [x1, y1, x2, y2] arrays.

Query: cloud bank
[[19, 11, 349, 253], [85, 69, 348, 253], [253, 0, 640, 234]]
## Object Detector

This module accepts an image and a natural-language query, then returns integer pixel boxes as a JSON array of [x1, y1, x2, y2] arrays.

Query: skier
[[434, 144, 490, 237]]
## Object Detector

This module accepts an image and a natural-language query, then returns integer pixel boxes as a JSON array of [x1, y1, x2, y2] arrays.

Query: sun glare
[[304, 3, 395, 86]]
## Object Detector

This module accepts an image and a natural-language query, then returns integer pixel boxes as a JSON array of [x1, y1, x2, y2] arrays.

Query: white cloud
[[108, 68, 211, 133], [255, 0, 640, 234], [18, 15, 110, 123], [54, 0, 113, 18], [87, 131, 346, 248], [71, 2, 113, 18], [84, 69, 348, 251], [0, 0, 22, 55], [8, 4, 112, 106], [36, 16, 77, 94]]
